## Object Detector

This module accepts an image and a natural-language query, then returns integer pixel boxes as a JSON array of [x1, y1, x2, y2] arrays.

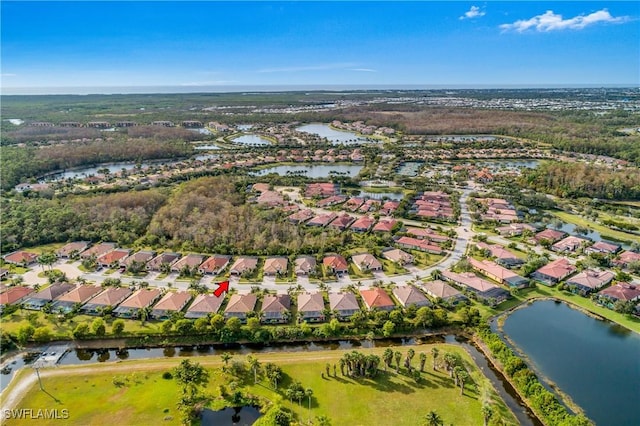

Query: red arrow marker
[[213, 281, 229, 298]]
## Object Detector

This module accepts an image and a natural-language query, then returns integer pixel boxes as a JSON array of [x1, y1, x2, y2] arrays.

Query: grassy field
[[550, 210, 639, 243], [4, 344, 518, 426]]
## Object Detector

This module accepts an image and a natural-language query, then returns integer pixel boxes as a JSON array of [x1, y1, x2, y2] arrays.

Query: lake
[[551, 223, 632, 249], [252, 164, 363, 178], [296, 123, 372, 145], [41, 162, 143, 181], [359, 190, 404, 200], [396, 161, 423, 176], [194, 144, 221, 150], [502, 300, 640, 426], [473, 159, 539, 170], [232, 134, 272, 146]]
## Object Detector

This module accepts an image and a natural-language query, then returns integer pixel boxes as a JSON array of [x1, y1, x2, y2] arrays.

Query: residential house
[[323, 254, 348, 274], [260, 294, 291, 324], [597, 283, 640, 305], [23, 283, 75, 310], [287, 209, 315, 224], [441, 270, 509, 304], [224, 293, 257, 322], [372, 218, 397, 233], [613, 251, 640, 269], [146, 252, 181, 271], [350, 216, 376, 233], [421, 280, 466, 304], [532, 258, 577, 285], [171, 254, 204, 273], [316, 195, 347, 208], [0, 269, 9, 280], [151, 291, 193, 320], [359, 288, 395, 311], [476, 242, 523, 268], [0, 286, 34, 311], [380, 201, 400, 216], [113, 288, 162, 318], [532, 229, 566, 245], [81, 287, 133, 315], [566, 269, 615, 295], [97, 249, 130, 268], [392, 286, 431, 308], [297, 292, 325, 322], [294, 256, 316, 276], [351, 253, 382, 272], [328, 213, 355, 231], [468, 258, 529, 288], [229, 257, 259, 276], [551, 236, 590, 253], [51, 285, 102, 313], [3, 251, 38, 266], [496, 223, 537, 237], [477, 198, 519, 223], [263, 257, 288, 276], [406, 227, 449, 243], [344, 197, 365, 212], [122, 250, 155, 269], [80, 242, 117, 259], [381, 248, 414, 266], [198, 255, 231, 275], [56, 241, 90, 259], [184, 294, 225, 319], [585, 241, 621, 255], [256, 190, 285, 207], [329, 292, 360, 320], [305, 182, 338, 198], [395, 236, 442, 255], [306, 212, 337, 227]]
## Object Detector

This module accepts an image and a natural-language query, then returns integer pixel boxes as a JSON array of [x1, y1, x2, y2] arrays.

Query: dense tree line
[[1, 189, 167, 251], [146, 176, 347, 255], [520, 161, 640, 200], [1, 138, 192, 190]]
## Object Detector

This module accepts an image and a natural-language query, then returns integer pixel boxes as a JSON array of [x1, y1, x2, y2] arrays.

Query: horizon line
[[2, 83, 639, 96]]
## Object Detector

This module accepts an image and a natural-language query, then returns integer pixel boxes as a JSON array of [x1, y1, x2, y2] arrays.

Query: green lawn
[[550, 210, 639, 243], [381, 258, 408, 275], [6, 344, 518, 426], [1, 310, 163, 339]]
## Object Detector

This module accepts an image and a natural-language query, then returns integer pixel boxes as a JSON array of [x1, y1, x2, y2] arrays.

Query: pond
[[550, 223, 632, 249], [232, 134, 272, 146], [201, 406, 262, 426], [358, 191, 404, 201], [501, 300, 640, 426], [194, 144, 221, 150], [251, 164, 363, 178], [40, 162, 145, 181], [296, 123, 372, 145], [473, 159, 539, 170]]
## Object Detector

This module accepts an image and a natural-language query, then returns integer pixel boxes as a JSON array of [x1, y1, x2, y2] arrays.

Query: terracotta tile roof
[[597, 283, 640, 302], [372, 218, 397, 233], [118, 288, 161, 309], [224, 293, 257, 314], [421, 280, 462, 300], [382, 248, 413, 264], [80, 242, 117, 258], [97, 249, 130, 265], [172, 254, 205, 270], [359, 288, 395, 310], [351, 253, 382, 271], [261, 294, 291, 313], [185, 294, 224, 316], [57, 242, 90, 257], [123, 250, 155, 266], [0, 286, 34, 305], [152, 291, 192, 312], [263, 257, 288, 274], [86, 287, 133, 307], [295, 256, 316, 275], [350, 216, 375, 231], [30, 283, 75, 301], [297, 292, 325, 312], [229, 257, 258, 274], [3, 251, 38, 264], [567, 269, 615, 290], [535, 258, 577, 280], [323, 254, 348, 271], [392, 286, 430, 307], [329, 292, 359, 311], [54, 285, 102, 304], [198, 255, 231, 274]]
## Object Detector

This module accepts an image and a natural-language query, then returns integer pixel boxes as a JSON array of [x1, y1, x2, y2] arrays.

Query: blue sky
[[1, 1, 638, 92]]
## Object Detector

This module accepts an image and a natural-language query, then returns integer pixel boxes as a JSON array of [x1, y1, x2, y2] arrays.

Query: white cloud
[[460, 6, 485, 20], [349, 68, 377, 73], [257, 63, 357, 73], [1, 73, 17, 77], [500, 9, 629, 32]]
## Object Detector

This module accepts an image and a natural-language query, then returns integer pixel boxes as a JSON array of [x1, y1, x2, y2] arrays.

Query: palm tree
[[431, 347, 439, 371], [382, 348, 393, 371], [220, 352, 232, 370], [457, 368, 469, 395], [305, 388, 313, 422], [139, 306, 152, 325], [247, 355, 260, 383], [419, 352, 427, 372], [394, 351, 402, 372], [424, 410, 443, 426], [405, 348, 416, 370]]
